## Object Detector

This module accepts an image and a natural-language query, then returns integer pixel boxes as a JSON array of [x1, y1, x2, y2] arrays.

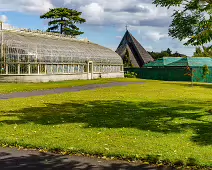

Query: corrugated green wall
[[192, 67, 212, 83], [128, 57, 212, 83], [125, 67, 212, 83]]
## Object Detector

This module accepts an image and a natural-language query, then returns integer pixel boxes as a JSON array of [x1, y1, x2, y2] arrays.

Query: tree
[[172, 51, 186, 57], [123, 49, 132, 67], [193, 46, 212, 57], [40, 8, 86, 37], [184, 65, 197, 86], [153, 0, 212, 46], [166, 48, 172, 56], [148, 49, 188, 60], [203, 65, 210, 80], [161, 51, 169, 57]]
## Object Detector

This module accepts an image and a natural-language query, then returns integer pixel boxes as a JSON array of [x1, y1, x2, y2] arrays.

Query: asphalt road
[[0, 147, 173, 170], [0, 82, 144, 100]]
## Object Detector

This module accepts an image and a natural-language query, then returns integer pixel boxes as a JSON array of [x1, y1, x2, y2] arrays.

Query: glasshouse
[[0, 26, 124, 82]]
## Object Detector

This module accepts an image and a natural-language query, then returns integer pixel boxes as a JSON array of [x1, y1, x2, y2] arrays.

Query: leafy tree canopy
[[166, 48, 172, 55], [193, 45, 212, 57], [40, 8, 86, 37], [148, 48, 188, 60], [123, 49, 133, 67], [153, 0, 212, 46]]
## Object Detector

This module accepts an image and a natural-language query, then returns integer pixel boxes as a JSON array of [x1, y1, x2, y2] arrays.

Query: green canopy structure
[[127, 57, 212, 83]]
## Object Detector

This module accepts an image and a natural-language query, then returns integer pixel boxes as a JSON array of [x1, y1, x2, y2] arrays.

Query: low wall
[[0, 72, 124, 83]]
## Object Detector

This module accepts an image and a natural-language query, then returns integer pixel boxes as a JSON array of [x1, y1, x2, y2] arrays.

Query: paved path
[[0, 82, 144, 100], [0, 147, 173, 170]]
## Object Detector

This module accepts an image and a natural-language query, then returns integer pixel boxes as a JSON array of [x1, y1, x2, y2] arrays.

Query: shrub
[[203, 65, 210, 79], [124, 72, 137, 78]]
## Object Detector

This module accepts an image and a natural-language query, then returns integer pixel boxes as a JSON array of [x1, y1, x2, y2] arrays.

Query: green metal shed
[[126, 57, 212, 83]]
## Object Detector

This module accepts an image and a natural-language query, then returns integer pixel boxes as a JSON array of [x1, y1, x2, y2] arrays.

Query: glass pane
[[58, 65, 63, 73], [20, 64, 29, 74], [0, 55, 3, 63], [0, 64, 6, 74], [9, 47, 18, 54], [52, 65, 57, 74], [69, 65, 74, 73], [79, 65, 84, 73], [102, 66, 105, 73], [46, 65, 52, 74], [84, 65, 88, 73], [94, 65, 100, 72], [40, 64, 46, 74], [74, 65, 78, 73], [64, 65, 68, 73], [19, 55, 28, 62], [37, 55, 45, 62], [106, 66, 109, 72], [8, 64, 18, 74], [29, 55, 37, 63], [63, 57, 69, 63], [43, 56, 51, 63], [7, 54, 18, 63], [89, 63, 92, 73], [30, 64, 38, 74]]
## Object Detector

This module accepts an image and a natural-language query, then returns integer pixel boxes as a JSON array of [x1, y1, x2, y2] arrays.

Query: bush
[[203, 65, 210, 79], [124, 72, 137, 78]]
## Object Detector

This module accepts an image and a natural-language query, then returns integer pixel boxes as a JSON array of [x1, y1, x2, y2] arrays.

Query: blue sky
[[0, 0, 198, 56]]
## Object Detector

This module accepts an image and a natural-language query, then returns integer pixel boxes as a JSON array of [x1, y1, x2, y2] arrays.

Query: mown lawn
[[0, 78, 141, 94], [0, 79, 211, 167]]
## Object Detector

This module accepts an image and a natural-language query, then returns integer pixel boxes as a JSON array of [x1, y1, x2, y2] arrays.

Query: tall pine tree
[[123, 49, 132, 67], [40, 8, 86, 37]]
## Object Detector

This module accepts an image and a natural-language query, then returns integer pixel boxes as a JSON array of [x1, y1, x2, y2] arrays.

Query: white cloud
[[115, 36, 122, 39], [0, 0, 196, 56], [144, 31, 169, 41], [0, 0, 173, 27], [0, 15, 16, 30], [79, 3, 104, 24], [0, 0, 54, 13], [0, 15, 8, 22], [144, 45, 153, 51]]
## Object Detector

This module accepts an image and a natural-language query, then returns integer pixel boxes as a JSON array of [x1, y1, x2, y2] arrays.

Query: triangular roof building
[[116, 30, 154, 67]]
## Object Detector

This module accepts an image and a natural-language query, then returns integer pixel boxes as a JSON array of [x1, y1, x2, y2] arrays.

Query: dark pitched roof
[[116, 30, 154, 67]]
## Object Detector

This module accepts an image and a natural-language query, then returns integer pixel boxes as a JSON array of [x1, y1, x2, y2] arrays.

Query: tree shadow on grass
[[1, 100, 212, 145]]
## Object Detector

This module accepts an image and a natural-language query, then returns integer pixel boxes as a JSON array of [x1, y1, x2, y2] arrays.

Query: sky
[[0, 0, 198, 56]]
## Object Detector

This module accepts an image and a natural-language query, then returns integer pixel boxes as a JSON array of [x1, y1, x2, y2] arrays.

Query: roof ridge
[[2, 29, 91, 43], [128, 32, 154, 62], [116, 30, 154, 67]]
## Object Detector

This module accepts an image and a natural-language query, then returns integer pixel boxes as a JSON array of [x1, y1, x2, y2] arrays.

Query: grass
[[0, 79, 212, 167], [0, 78, 141, 94]]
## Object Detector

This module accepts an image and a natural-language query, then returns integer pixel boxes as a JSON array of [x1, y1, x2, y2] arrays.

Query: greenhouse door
[[87, 61, 93, 80]]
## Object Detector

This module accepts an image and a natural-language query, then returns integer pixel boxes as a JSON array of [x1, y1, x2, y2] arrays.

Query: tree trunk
[[60, 17, 63, 34]]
